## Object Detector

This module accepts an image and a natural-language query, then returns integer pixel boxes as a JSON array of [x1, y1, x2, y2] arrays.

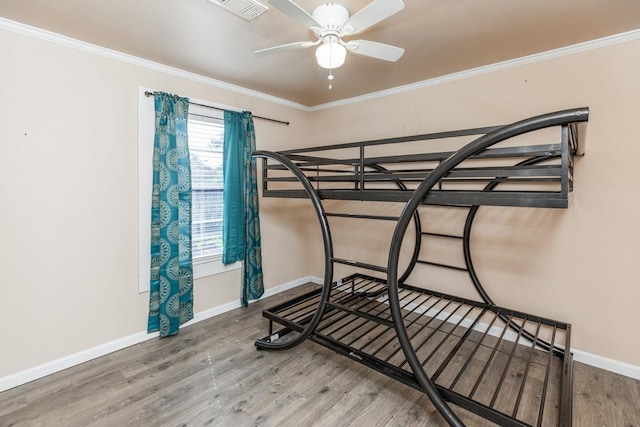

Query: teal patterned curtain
[[148, 92, 194, 337], [222, 111, 264, 307]]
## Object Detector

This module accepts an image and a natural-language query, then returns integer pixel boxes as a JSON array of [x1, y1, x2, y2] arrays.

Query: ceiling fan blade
[[345, 40, 405, 62], [268, 0, 319, 28], [254, 41, 317, 55], [342, 0, 404, 35]]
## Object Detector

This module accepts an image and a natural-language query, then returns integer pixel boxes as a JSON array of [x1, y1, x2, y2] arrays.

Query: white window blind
[[188, 113, 225, 260]]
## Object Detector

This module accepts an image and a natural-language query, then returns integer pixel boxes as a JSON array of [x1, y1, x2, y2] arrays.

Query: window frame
[[137, 87, 240, 293]]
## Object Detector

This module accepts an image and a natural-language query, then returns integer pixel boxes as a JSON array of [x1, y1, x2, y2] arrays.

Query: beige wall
[[307, 39, 640, 367], [0, 28, 312, 377]]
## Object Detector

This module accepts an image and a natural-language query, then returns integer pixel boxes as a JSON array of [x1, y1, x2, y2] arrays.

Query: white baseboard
[[3, 275, 638, 393], [184, 275, 315, 327], [572, 349, 640, 380], [0, 276, 313, 393], [0, 330, 159, 393]]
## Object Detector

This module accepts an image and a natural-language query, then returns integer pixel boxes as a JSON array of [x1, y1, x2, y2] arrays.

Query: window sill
[[193, 256, 241, 280]]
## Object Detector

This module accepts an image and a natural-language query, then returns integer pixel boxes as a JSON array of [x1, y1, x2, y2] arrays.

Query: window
[[188, 113, 224, 260], [138, 87, 240, 293]]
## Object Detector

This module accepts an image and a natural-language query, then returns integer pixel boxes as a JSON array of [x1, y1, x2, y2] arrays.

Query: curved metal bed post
[[366, 163, 422, 283], [386, 107, 589, 426], [463, 155, 566, 356], [463, 155, 557, 305], [253, 150, 335, 351]]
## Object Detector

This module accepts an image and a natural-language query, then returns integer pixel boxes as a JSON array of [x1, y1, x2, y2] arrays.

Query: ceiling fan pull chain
[[327, 41, 335, 90]]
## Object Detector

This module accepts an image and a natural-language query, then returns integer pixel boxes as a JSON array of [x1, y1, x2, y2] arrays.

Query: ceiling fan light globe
[[316, 43, 347, 69]]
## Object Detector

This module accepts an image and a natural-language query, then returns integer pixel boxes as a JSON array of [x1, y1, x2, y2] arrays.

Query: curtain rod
[[144, 91, 289, 126]]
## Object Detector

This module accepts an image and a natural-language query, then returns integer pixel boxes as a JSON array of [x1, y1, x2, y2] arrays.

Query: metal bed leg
[[253, 151, 335, 351]]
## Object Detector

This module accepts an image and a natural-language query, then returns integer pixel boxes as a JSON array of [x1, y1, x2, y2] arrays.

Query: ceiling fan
[[255, 0, 405, 86]]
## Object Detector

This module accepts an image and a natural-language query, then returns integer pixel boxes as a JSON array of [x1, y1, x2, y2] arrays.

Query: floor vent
[[207, 0, 268, 21]]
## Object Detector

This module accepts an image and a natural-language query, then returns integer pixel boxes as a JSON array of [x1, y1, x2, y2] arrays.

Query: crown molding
[[0, 17, 311, 112], [309, 28, 640, 111], [2, 16, 639, 113]]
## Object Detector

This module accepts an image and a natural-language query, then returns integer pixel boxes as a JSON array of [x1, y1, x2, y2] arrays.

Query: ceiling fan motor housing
[[312, 4, 350, 32]]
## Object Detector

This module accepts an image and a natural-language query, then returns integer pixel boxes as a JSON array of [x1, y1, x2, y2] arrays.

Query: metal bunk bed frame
[[252, 107, 589, 426]]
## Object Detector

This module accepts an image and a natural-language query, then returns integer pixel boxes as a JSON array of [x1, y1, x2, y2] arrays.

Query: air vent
[[207, 0, 268, 21]]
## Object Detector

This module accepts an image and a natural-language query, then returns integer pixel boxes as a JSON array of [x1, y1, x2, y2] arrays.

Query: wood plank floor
[[1, 283, 639, 427]]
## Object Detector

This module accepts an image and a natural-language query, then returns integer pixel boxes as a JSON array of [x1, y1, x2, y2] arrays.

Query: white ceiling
[[1, 0, 639, 107]]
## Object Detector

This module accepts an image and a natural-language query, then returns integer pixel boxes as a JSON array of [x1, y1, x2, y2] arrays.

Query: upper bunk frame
[[257, 107, 588, 209]]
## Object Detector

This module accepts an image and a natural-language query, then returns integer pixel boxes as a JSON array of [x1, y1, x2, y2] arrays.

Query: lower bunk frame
[[258, 273, 572, 427]]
